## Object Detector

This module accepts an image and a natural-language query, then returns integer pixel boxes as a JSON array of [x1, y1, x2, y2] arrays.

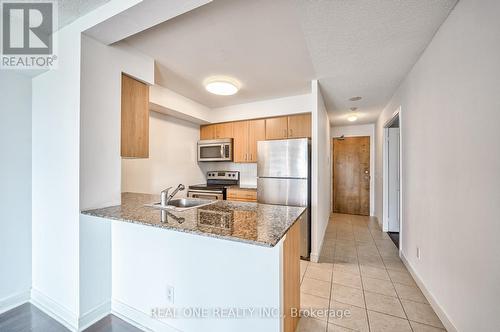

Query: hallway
[[297, 214, 445, 331]]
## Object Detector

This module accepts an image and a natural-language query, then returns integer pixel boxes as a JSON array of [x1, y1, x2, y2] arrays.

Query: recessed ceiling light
[[349, 96, 362, 101], [204, 77, 240, 95], [347, 115, 358, 122]]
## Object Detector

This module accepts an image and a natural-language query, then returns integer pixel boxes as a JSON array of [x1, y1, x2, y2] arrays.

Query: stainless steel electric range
[[187, 171, 240, 200]]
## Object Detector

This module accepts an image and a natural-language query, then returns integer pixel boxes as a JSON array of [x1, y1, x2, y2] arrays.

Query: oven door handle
[[188, 189, 223, 194], [189, 192, 223, 200]]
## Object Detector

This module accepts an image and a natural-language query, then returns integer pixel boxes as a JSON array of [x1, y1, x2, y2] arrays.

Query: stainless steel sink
[[146, 198, 214, 211]]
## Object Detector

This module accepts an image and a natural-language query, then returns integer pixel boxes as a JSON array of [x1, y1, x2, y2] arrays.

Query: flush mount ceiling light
[[350, 107, 358, 112], [349, 96, 362, 102], [347, 115, 358, 122], [204, 77, 240, 96]]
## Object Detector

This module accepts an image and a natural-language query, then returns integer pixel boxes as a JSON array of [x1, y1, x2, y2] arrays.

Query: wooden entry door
[[333, 137, 370, 215]]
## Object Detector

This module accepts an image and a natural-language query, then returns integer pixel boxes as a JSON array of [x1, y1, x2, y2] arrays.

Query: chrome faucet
[[160, 184, 185, 206]]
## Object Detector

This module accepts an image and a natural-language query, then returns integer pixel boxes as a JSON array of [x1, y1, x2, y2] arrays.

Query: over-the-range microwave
[[197, 138, 233, 162]]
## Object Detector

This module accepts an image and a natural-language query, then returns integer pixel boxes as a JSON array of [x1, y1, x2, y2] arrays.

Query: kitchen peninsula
[[80, 193, 305, 332]]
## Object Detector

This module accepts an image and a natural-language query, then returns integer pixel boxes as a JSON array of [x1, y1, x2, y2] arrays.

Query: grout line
[[352, 217, 371, 332], [366, 216, 415, 332]]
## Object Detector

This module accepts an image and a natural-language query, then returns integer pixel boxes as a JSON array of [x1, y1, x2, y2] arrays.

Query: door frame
[[382, 106, 403, 253], [331, 135, 372, 216]]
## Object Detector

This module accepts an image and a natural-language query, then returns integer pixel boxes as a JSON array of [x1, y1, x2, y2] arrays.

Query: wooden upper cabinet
[[200, 124, 216, 140], [233, 121, 249, 162], [265, 116, 288, 140], [233, 119, 265, 163], [121, 74, 149, 158], [215, 122, 233, 139], [288, 113, 311, 138], [248, 119, 265, 162]]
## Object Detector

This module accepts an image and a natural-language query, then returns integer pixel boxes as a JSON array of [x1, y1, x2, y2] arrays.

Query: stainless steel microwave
[[197, 139, 233, 162]]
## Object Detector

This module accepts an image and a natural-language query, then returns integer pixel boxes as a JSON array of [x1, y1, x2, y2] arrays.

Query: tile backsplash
[[198, 162, 257, 186]]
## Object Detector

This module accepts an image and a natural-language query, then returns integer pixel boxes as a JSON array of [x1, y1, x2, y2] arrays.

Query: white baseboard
[[111, 299, 180, 332], [30, 288, 78, 331], [400, 253, 457, 332], [0, 290, 30, 315], [78, 301, 111, 331]]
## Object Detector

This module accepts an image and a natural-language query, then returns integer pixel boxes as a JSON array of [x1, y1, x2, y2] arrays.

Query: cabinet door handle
[[245, 153, 247, 161], [284, 129, 287, 137], [250, 153, 252, 160]]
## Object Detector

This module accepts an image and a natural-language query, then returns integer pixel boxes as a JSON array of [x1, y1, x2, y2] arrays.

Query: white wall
[[310, 81, 331, 261], [121, 112, 205, 194], [79, 33, 156, 326], [198, 162, 257, 187], [331, 124, 375, 216], [31, 1, 144, 329], [0, 72, 32, 313], [210, 93, 311, 123], [80, 35, 154, 211], [150, 84, 211, 124], [375, 0, 500, 330]]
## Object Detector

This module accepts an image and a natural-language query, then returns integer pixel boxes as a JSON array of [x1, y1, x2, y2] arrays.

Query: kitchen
[[78, 20, 320, 330], [81, 66, 313, 331]]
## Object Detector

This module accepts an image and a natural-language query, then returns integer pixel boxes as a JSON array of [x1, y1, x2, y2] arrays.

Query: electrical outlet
[[167, 285, 175, 304], [416, 247, 421, 260]]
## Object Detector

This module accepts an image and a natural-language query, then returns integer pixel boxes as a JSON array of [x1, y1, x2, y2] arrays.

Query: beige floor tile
[[306, 265, 333, 282], [401, 300, 444, 328], [331, 284, 365, 308], [300, 260, 308, 281], [296, 317, 328, 332], [359, 265, 390, 281], [383, 258, 406, 271], [393, 282, 428, 304], [301, 293, 330, 321], [409, 321, 447, 332], [326, 323, 354, 331], [301, 277, 331, 299], [364, 291, 406, 318], [319, 255, 335, 264], [332, 270, 362, 289], [333, 262, 360, 276], [329, 301, 369, 332], [362, 277, 397, 297], [387, 269, 416, 286], [309, 261, 334, 270], [367, 310, 412, 332]]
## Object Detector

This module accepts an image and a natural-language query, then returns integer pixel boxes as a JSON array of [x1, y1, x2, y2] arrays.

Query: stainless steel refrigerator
[[257, 138, 311, 259]]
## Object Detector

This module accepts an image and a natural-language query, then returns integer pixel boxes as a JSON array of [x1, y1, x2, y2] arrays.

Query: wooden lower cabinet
[[226, 188, 257, 202], [283, 220, 301, 332]]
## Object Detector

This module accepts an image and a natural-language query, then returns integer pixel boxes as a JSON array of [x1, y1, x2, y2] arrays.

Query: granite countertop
[[81, 193, 306, 247]]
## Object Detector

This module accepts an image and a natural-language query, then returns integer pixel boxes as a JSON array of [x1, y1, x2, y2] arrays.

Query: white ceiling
[[123, 0, 315, 108], [122, 0, 457, 125], [58, 0, 110, 28]]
